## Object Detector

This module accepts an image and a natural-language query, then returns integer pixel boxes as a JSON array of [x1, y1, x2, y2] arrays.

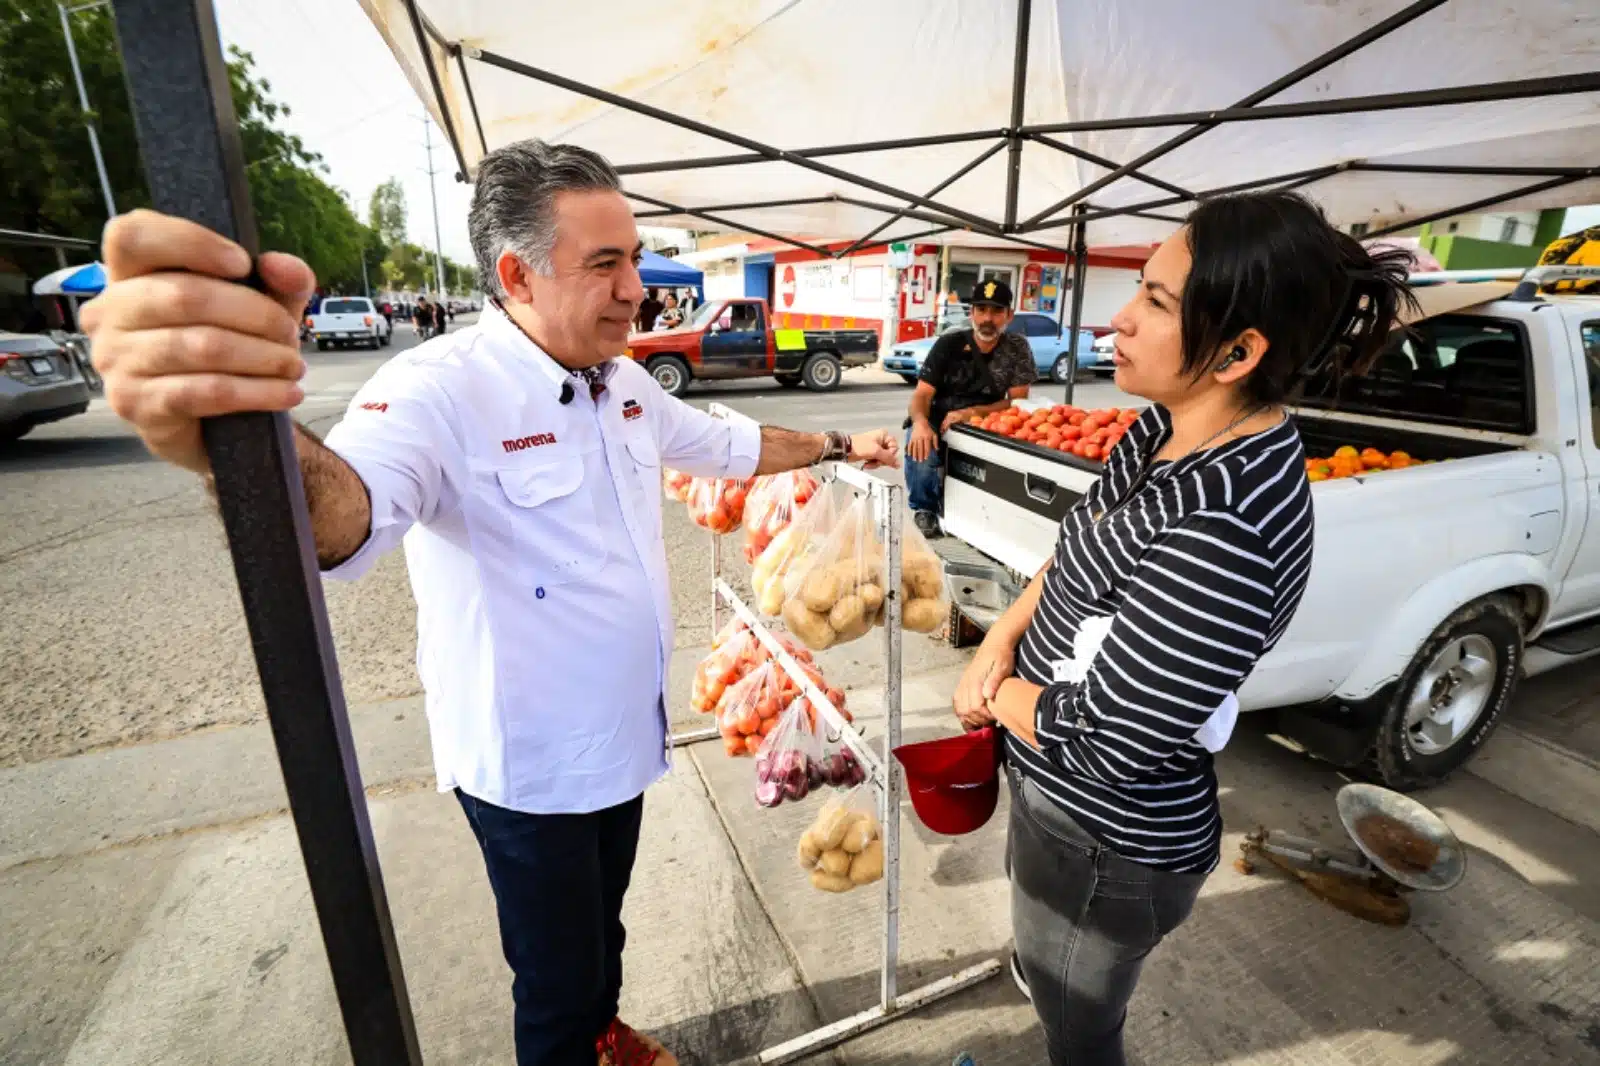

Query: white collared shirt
[[323, 304, 761, 814]]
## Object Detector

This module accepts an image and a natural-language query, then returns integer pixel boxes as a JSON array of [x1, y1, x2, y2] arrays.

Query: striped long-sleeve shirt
[[1008, 405, 1314, 872]]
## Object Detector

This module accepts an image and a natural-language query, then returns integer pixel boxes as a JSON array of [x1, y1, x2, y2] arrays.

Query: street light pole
[[60, 0, 118, 221], [421, 118, 446, 297]]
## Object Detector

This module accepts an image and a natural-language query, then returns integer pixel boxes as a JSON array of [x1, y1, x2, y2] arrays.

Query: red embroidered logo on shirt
[[502, 433, 558, 452], [622, 399, 643, 421], [360, 401, 389, 413]]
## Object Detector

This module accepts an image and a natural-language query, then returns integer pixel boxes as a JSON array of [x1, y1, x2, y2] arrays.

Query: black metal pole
[[109, 3, 423, 1064], [1349, 162, 1599, 178], [1063, 204, 1089, 407], [1365, 170, 1597, 239], [1002, 0, 1032, 230], [452, 46, 488, 155], [1027, 163, 1347, 232], [1020, 0, 1448, 229], [832, 194, 1068, 254]]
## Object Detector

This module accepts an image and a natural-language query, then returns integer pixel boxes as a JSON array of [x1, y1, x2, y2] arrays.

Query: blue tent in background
[[639, 249, 702, 293]]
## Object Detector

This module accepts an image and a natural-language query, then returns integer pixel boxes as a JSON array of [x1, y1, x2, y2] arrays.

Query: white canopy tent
[[358, 0, 1599, 255]]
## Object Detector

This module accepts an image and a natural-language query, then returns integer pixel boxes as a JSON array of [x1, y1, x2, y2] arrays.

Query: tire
[[1050, 354, 1074, 384], [647, 355, 691, 397], [380, 330, 391, 348], [774, 373, 802, 388], [0, 422, 32, 444], [898, 374, 919, 386], [316, 341, 329, 351], [1365, 593, 1523, 789], [801, 352, 842, 391]]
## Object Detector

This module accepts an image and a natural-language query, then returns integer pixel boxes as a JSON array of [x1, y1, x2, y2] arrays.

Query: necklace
[[1093, 403, 1271, 523]]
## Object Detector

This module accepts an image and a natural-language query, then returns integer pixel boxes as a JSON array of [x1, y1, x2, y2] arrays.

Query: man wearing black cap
[[904, 278, 1035, 536]]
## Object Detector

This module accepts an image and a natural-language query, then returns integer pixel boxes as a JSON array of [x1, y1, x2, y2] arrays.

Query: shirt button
[[1074, 716, 1090, 730]]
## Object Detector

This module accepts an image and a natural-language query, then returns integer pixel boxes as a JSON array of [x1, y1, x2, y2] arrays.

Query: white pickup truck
[[937, 266, 1600, 788], [308, 297, 391, 351]]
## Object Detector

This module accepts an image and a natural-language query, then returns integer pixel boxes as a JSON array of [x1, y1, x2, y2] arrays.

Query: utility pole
[[360, 248, 370, 299], [59, 0, 118, 221], [419, 117, 446, 297]]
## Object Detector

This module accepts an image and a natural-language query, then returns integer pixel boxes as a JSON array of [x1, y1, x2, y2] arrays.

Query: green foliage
[[0, 3, 384, 292]]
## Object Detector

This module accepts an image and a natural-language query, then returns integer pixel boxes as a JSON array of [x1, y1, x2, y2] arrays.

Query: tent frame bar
[[1366, 169, 1599, 238], [1019, 0, 1450, 228], [401, 0, 468, 179], [631, 195, 839, 219], [467, 45, 998, 231], [624, 190, 837, 257], [840, 141, 1008, 256], [449, 44, 489, 155], [1026, 131, 1195, 201], [437, 34, 1595, 252]]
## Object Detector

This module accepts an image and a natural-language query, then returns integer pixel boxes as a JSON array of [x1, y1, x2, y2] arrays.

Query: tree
[[0, 3, 379, 296], [368, 178, 406, 248]]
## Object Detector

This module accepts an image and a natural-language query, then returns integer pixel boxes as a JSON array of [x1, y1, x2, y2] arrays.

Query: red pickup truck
[[626, 297, 881, 396]]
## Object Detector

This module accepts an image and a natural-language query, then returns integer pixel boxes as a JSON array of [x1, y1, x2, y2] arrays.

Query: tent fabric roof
[[638, 248, 703, 289], [360, 0, 1600, 252]]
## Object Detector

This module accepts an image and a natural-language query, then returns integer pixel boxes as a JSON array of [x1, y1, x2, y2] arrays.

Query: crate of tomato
[[966, 403, 1140, 462]]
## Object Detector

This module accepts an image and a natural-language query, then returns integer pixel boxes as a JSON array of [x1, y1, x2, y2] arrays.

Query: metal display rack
[[677, 405, 1000, 1064]]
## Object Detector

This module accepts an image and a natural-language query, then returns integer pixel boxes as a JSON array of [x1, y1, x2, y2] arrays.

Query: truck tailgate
[[942, 426, 1098, 576]]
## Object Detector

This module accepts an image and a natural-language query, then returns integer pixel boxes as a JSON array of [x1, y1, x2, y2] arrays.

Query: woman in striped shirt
[[953, 190, 1416, 1066]]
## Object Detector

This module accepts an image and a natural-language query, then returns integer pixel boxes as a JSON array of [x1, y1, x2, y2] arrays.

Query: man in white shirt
[[84, 139, 897, 1066]]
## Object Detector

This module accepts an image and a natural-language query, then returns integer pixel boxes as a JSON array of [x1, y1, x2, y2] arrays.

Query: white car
[[1090, 331, 1116, 375], [308, 297, 391, 351]]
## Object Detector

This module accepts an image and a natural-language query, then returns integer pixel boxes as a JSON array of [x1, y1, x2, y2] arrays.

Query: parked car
[[881, 312, 1095, 385], [0, 332, 92, 442], [936, 265, 1600, 788], [306, 297, 391, 351], [626, 297, 879, 396], [1090, 331, 1116, 375]]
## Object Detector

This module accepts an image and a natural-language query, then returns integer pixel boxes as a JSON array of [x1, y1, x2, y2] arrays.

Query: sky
[[211, 0, 1599, 269], [214, 0, 476, 264]]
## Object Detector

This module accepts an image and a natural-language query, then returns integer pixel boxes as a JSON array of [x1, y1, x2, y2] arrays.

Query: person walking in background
[[952, 190, 1415, 1066], [413, 296, 433, 339], [84, 138, 898, 1066], [652, 292, 684, 331], [637, 287, 662, 333], [433, 297, 448, 337]]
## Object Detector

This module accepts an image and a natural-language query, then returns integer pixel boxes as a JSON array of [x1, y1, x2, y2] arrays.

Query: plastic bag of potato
[[797, 787, 884, 892], [751, 480, 847, 617], [778, 495, 949, 650]]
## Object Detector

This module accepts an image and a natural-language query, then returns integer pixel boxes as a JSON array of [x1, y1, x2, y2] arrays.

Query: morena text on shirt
[[502, 432, 558, 452]]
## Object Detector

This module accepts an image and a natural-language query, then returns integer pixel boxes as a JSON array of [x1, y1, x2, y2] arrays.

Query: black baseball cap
[[970, 278, 1013, 309]]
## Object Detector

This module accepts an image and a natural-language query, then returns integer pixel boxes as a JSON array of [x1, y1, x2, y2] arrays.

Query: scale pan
[[1337, 783, 1466, 892]]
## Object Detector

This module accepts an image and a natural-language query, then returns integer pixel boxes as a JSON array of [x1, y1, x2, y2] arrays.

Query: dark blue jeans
[[456, 789, 645, 1066], [904, 427, 945, 515]]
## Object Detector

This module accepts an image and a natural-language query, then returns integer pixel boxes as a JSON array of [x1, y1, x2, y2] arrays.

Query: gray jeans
[[1007, 769, 1208, 1066]]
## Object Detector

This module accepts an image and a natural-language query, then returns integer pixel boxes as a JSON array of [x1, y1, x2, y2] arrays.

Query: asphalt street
[[0, 316, 1132, 767]]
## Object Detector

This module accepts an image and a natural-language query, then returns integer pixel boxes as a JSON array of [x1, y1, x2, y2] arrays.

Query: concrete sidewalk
[[4, 664, 1600, 1066]]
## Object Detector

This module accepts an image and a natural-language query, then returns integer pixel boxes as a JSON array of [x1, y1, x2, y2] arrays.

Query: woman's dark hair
[[1180, 190, 1419, 404]]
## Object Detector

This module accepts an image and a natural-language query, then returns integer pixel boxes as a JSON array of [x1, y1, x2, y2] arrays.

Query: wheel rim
[[811, 360, 838, 387], [653, 363, 683, 393], [1052, 356, 1069, 383], [1402, 634, 1498, 755]]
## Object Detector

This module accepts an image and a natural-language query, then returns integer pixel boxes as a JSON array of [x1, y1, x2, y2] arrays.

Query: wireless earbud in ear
[[1217, 346, 1245, 371]]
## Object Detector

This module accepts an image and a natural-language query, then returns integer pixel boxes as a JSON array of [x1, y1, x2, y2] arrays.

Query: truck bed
[[941, 412, 1530, 586]]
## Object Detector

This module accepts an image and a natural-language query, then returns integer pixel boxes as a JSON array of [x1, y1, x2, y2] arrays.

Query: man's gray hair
[[468, 139, 622, 297]]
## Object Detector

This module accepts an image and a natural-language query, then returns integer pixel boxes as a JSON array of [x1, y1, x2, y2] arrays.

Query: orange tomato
[[1307, 470, 1328, 482], [723, 735, 744, 757], [1083, 444, 1102, 461]]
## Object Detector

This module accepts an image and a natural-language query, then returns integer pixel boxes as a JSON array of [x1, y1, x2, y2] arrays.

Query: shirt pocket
[[486, 454, 603, 586], [621, 432, 664, 538]]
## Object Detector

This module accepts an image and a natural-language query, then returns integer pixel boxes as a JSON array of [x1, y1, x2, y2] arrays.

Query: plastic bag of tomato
[[968, 404, 1141, 462]]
